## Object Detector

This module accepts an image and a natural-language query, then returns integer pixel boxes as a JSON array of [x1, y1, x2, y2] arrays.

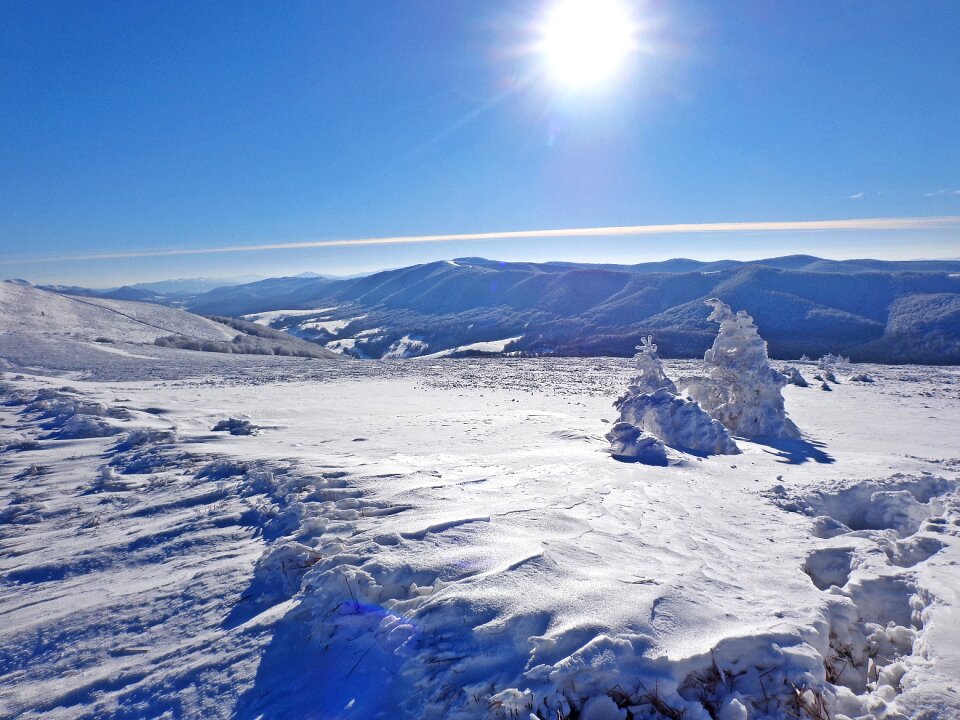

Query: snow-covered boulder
[[782, 365, 808, 387], [605, 421, 668, 465], [683, 300, 800, 440], [608, 337, 739, 461]]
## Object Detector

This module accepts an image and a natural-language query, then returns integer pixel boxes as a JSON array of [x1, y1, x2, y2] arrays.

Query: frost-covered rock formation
[[782, 365, 808, 387], [607, 337, 739, 461], [684, 300, 801, 440], [606, 421, 668, 465]]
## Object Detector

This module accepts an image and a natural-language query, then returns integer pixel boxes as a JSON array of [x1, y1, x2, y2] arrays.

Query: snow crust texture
[[1, 356, 959, 720]]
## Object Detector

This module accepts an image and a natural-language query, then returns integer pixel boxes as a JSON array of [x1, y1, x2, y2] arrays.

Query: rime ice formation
[[607, 336, 740, 461], [684, 299, 801, 440]]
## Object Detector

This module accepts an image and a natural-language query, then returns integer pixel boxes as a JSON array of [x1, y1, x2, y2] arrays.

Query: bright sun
[[539, 0, 637, 90]]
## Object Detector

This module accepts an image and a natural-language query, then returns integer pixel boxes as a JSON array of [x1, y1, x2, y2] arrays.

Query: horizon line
[[6, 215, 960, 265]]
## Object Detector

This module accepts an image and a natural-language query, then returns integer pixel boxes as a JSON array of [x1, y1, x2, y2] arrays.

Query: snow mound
[[24, 388, 123, 439], [683, 300, 801, 440], [605, 422, 668, 465], [213, 417, 259, 435], [782, 366, 809, 387], [54, 414, 120, 439]]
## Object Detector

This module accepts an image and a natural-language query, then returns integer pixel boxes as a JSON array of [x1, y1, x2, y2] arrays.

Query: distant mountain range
[[39, 275, 265, 303], [38, 256, 960, 363]]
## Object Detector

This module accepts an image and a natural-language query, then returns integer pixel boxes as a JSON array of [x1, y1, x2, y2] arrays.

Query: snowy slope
[[0, 282, 341, 365], [0, 281, 237, 344], [2, 352, 959, 719]]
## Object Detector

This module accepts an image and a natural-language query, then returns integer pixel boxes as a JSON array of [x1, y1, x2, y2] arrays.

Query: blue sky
[[2, 0, 959, 285]]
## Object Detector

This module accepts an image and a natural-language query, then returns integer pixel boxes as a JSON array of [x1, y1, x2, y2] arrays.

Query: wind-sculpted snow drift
[[607, 337, 739, 462]]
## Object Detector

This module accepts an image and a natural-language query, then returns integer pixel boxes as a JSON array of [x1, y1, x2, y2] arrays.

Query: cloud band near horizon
[[7, 216, 960, 265]]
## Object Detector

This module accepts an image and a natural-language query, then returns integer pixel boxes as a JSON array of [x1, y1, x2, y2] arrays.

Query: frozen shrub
[[212, 418, 259, 435], [625, 335, 677, 395], [3, 436, 40, 453], [817, 353, 850, 383], [250, 540, 323, 602], [114, 428, 177, 451], [683, 300, 800, 440], [197, 460, 250, 479], [53, 414, 120, 439], [608, 337, 739, 461]]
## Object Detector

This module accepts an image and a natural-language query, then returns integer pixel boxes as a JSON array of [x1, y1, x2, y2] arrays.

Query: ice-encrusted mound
[[613, 392, 741, 458], [605, 421, 668, 465], [607, 337, 739, 460], [782, 365, 809, 387], [684, 300, 801, 440]]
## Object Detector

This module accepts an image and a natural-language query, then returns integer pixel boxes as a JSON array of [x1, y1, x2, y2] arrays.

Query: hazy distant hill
[[39, 275, 267, 303], [47, 256, 960, 363]]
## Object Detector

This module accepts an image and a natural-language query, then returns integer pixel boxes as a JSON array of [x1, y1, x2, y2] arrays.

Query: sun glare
[[539, 0, 637, 90]]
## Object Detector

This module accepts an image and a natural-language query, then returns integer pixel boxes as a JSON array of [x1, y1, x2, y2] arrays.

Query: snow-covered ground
[[0, 282, 237, 345], [420, 336, 524, 359], [1, 352, 958, 719], [242, 308, 338, 326]]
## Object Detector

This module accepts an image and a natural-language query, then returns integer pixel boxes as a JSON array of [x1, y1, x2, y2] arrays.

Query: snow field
[[1, 360, 959, 719]]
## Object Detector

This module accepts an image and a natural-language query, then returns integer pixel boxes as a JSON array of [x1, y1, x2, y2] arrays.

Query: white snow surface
[[242, 307, 337, 325], [0, 281, 236, 344], [1, 347, 959, 720], [383, 335, 429, 358], [299, 318, 355, 334], [420, 336, 524, 359]]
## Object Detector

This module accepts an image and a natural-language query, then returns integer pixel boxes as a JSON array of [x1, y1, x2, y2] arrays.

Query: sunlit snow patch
[[242, 307, 337, 325], [299, 318, 355, 334], [419, 336, 523, 359], [383, 335, 430, 358]]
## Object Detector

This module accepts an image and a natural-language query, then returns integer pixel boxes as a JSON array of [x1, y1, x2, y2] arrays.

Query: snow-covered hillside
[[179, 257, 960, 363], [0, 281, 238, 344], [1, 338, 958, 718], [0, 281, 340, 364]]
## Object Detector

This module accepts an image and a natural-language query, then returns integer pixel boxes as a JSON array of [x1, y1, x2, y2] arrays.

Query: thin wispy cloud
[[848, 192, 865, 200], [924, 189, 960, 197], [7, 216, 960, 265]]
